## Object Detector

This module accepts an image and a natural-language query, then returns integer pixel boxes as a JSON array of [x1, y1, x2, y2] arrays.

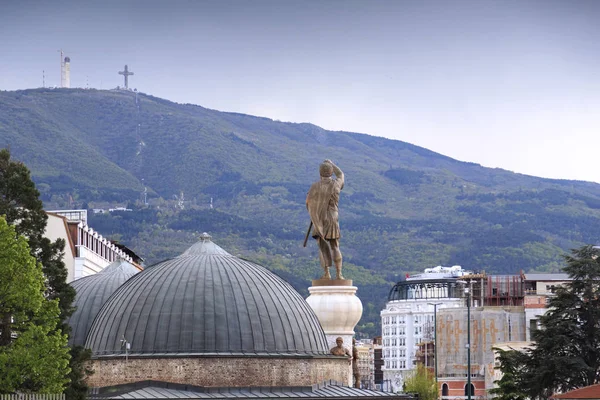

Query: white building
[[380, 266, 471, 392], [45, 210, 139, 282]]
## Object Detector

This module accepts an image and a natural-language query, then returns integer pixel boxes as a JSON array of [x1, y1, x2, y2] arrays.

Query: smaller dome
[[67, 259, 140, 347], [64, 57, 70, 63]]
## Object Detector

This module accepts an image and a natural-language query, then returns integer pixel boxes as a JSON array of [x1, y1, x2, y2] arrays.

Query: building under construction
[[431, 272, 569, 399]]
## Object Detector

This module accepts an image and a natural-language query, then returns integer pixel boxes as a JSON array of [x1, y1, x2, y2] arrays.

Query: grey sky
[[2, 0, 599, 182]]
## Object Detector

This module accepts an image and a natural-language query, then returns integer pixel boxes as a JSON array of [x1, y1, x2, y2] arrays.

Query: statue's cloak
[[306, 177, 344, 240]]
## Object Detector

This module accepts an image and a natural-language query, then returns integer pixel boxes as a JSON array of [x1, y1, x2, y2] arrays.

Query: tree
[[0, 149, 81, 396], [0, 149, 75, 325], [0, 216, 71, 393], [494, 245, 600, 399], [489, 348, 529, 400], [404, 364, 438, 400]]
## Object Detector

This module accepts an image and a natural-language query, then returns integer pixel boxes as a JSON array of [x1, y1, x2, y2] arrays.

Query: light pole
[[465, 288, 472, 400], [427, 302, 443, 383]]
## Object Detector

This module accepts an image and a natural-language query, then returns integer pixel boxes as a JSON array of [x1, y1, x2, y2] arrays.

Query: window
[[442, 384, 449, 396], [399, 338, 405, 346], [465, 384, 475, 396], [392, 327, 397, 335], [399, 360, 406, 369], [391, 316, 397, 324]]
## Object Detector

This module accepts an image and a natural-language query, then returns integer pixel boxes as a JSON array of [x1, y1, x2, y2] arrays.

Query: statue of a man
[[306, 159, 344, 280], [330, 337, 351, 357]]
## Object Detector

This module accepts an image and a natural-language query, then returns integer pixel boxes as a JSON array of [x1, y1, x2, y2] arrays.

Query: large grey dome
[[67, 259, 140, 347], [85, 234, 328, 356]]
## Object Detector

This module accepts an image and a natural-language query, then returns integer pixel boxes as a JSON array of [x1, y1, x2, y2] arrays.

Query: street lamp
[[427, 302, 443, 383], [464, 287, 472, 400]]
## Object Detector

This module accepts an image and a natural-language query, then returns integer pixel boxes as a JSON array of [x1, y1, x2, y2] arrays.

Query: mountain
[[3, 88, 600, 336]]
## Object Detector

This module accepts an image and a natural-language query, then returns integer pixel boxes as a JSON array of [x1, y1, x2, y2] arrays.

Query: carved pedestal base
[[306, 283, 363, 386]]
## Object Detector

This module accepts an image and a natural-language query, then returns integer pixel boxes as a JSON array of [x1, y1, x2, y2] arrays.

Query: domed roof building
[[84, 234, 348, 389], [68, 258, 141, 347]]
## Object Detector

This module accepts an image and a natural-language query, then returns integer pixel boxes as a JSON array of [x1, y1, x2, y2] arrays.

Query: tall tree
[[0, 149, 81, 397], [529, 245, 600, 396], [0, 149, 75, 324], [0, 216, 71, 393], [494, 245, 600, 399]]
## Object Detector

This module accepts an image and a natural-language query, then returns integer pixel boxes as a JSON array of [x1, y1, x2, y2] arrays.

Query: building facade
[[381, 266, 470, 392], [45, 210, 138, 282]]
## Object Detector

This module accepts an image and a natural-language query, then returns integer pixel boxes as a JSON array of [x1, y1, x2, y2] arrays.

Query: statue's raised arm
[[305, 160, 344, 280]]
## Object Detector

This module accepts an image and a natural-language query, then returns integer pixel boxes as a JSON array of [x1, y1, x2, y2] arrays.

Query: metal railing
[[1, 395, 65, 400]]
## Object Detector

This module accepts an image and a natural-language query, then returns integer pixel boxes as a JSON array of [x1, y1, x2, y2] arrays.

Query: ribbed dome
[[85, 234, 328, 356], [67, 259, 140, 347]]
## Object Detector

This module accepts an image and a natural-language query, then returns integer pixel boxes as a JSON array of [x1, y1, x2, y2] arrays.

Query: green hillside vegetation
[[3, 88, 600, 336]]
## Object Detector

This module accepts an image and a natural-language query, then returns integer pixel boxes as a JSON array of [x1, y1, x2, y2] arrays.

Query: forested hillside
[[3, 88, 600, 336]]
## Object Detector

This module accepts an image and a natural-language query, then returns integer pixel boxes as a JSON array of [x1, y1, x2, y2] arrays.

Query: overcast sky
[[2, 0, 599, 182]]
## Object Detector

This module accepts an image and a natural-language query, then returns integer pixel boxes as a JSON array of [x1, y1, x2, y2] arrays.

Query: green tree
[[489, 348, 529, 400], [0, 149, 82, 397], [0, 216, 71, 393], [494, 245, 600, 399], [404, 364, 438, 400], [0, 149, 75, 326], [529, 245, 600, 396]]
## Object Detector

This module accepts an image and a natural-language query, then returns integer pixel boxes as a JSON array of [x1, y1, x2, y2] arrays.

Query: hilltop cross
[[118, 65, 134, 89]]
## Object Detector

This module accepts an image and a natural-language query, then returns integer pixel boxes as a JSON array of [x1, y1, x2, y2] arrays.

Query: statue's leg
[[317, 237, 332, 279], [330, 239, 343, 279]]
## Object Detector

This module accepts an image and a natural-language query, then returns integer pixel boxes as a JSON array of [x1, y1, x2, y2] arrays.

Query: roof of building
[[551, 383, 600, 399], [90, 381, 412, 400], [67, 259, 140, 347], [85, 233, 328, 356], [524, 273, 571, 281]]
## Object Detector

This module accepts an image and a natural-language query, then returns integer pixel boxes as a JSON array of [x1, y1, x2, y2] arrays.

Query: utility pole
[[465, 288, 472, 400]]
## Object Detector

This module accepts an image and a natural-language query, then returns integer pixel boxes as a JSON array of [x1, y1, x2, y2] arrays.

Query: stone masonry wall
[[87, 356, 350, 388]]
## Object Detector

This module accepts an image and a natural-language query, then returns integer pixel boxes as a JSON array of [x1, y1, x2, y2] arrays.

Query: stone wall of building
[[87, 356, 350, 388]]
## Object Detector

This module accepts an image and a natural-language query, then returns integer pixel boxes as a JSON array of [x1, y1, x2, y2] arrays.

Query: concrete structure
[[118, 65, 134, 89], [44, 210, 138, 282], [63, 57, 70, 88], [436, 306, 526, 399], [381, 266, 470, 392], [306, 280, 363, 386], [433, 272, 570, 398]]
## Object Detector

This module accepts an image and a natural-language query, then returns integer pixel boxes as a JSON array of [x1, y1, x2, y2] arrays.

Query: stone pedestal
[[306, 279, 363, 386]]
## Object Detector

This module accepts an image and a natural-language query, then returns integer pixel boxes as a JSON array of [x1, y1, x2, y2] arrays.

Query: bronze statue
[[352, 338, 360, 388], [330, 337, 351, 357], [306, 160, 344, 280]]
